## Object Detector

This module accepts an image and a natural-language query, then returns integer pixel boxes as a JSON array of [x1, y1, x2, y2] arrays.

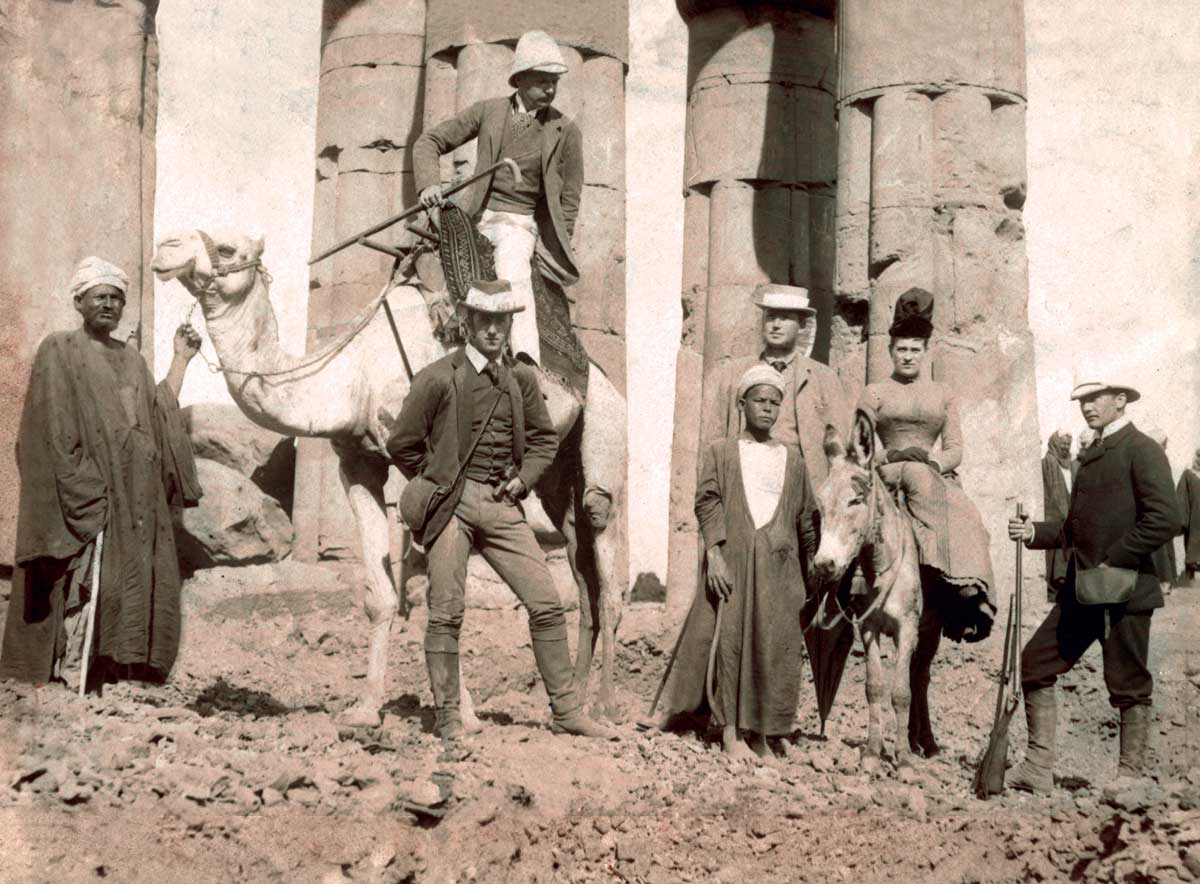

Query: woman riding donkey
[[859, 287, 998, 758]]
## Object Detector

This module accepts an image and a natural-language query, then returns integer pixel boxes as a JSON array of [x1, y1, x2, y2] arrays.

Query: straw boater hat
[[462, 279, 525, 314], [508, 31, 568, 86], [888, 287, 934, 339], [752, 283, 815, 316], [1069, 367, 1141, 403]]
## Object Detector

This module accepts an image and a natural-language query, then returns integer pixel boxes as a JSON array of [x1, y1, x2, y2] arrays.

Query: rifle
[[972, 502, 1024, 798]]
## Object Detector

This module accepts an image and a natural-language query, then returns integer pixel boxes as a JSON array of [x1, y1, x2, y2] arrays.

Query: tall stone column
[[665, 3, 837, 615], [0, 0, 159, 562], [293, 0, 427, 561], [833, 0, 1041, 605], [422, 0, 629, 392]]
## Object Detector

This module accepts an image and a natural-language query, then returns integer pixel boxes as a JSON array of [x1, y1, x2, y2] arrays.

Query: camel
[[811, 411, 922, 779], [151, 228, 628, 730]]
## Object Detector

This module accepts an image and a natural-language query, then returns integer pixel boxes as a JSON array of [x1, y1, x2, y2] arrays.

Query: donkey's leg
[[892, 615, 919, 781], [908, 593, 942, 758], [335, 454, 398, 727], [861, 625, 886, 774]]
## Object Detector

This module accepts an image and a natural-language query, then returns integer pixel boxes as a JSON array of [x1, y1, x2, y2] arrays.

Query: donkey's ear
[[849, 409, 876, 465], [823, 423, 844, 459]]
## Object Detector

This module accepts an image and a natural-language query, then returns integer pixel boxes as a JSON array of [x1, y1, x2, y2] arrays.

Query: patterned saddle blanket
[[428, 204, 589, 398]]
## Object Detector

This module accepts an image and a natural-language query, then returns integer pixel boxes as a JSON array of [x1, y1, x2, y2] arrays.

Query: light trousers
[[478, 208, 540, 364]]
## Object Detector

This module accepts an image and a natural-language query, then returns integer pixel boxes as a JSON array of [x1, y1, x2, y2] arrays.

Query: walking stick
[[307, 158, 522, 266], [78, 530, 104, 697], [972, 502, 1025, 797]]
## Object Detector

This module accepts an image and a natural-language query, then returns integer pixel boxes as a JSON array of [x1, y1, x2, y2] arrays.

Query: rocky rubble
[[1, 575, 1197, 883]]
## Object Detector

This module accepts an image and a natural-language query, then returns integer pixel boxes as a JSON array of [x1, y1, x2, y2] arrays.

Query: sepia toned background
[[145, 0, 1199, 586]]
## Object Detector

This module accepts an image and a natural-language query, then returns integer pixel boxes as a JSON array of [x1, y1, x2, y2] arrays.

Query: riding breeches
[[478, 208, 539, 364]]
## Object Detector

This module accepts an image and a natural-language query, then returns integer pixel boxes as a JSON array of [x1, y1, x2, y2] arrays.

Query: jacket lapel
[[453, 350, 472, 465], [541, 113, 564, 170]]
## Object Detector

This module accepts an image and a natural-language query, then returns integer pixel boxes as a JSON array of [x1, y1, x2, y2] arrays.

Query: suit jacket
[[1040, 451, 1072, 591], [412, 96, 583, 287], [387, 349, 559, 545], [1028, 422, 1181, 611], [706, 353, 853, 493]]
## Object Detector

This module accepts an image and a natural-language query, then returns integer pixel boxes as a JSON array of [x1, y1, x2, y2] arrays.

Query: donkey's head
[[813, 409, 879, 583]]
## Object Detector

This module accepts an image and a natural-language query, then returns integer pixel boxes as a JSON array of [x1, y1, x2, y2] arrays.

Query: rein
[[185, 255, 392, 380], [807, 463, 891, 633]]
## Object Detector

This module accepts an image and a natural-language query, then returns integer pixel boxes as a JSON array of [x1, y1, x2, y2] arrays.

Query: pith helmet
[[509, 31, 568, 86]]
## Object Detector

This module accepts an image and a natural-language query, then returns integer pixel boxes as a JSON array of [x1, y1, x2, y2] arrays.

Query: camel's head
[[813, 409, 879, 584], [152, 229, 265, 316]]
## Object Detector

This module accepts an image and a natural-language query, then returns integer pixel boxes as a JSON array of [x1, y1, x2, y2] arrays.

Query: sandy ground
[[1, 561, 1198, 884]]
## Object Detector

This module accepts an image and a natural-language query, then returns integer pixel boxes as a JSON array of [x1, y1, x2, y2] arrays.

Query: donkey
[[811, 409, 924, 779]]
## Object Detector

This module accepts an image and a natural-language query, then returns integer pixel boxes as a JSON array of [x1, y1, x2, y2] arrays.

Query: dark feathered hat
[[888, 287, 934, 339]]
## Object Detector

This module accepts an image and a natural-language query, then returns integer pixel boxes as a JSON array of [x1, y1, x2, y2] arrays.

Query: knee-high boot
[[1117, 704, 1152, 778], [1009, 686, 1056, 794], [531, 634, 619, 740]]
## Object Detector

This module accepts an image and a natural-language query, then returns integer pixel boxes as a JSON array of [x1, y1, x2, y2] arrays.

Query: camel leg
[[891, 616, 918, 781], [861, 624, 885, 774], [334, 455, 398, 728], [593, 521, 623, 723], [559, 498, 599, 711]]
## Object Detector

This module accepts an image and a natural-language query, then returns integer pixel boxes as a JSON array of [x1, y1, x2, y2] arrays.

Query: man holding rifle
[[413, 30, 583, 368], [1006, 376, 1180, 793]]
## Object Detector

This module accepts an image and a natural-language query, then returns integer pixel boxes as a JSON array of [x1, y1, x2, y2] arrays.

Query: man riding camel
[[413, 30, 582, 368]]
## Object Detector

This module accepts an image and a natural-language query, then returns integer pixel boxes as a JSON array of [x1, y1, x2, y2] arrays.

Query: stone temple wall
[[665, 1, 838, 615], [293, 0, 428, 562], [0, 0, 160, 564], [834, 0, 1042, 610], [666, 0, 1041, 615], [294, 0, 629, 567]]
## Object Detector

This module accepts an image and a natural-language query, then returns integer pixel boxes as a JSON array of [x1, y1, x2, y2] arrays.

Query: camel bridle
[[196, 229, 264, 278]]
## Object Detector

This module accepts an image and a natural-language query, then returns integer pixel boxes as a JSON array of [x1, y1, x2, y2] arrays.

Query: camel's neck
[[197, 274, 357, 436]]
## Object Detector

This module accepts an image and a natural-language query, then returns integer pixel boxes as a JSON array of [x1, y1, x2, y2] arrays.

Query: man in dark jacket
[[413, 30, 582, 367], [1007, 378, 1181, 793], [388, 280, 615, 756]]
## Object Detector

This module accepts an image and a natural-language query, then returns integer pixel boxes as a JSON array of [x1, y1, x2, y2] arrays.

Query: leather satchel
[[399, 386, 504, 546], [1074, 565, 1138, 606]]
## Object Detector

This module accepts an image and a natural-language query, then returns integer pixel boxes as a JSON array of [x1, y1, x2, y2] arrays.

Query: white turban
[[736, 364, 786, 402], [70, 256, 129, 299]]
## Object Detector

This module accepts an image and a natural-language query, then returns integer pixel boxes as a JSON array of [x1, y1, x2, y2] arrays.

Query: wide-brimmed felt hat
[[888, 287, 934, 339], [462, 279, 525, 314], [752, 283, 815, 316], [509, 31, 568, 86]]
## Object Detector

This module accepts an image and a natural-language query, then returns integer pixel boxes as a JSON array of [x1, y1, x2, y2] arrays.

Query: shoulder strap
[[448, 387, 505, 491]]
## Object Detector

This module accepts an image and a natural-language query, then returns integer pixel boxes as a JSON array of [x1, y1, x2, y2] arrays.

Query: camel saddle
[[411, 204, 589, 398]]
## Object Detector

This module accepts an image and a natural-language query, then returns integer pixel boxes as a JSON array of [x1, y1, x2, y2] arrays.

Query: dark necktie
[[483, 362, 499, 386], [768, 360, 788, 374]]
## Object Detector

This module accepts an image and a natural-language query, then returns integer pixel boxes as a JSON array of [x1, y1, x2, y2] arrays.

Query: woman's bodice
[[860, 377, 963, 472]]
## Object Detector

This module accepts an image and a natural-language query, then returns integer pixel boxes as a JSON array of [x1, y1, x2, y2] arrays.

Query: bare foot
[[722, 726, 757, 761], [749, 733, 776, 759]]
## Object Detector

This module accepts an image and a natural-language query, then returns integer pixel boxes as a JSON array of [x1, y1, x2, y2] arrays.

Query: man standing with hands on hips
[[1006, 374, 1180, 793], [388, 280, 617, 760]]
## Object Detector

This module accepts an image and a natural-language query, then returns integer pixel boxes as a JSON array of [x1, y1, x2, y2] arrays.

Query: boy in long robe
[[0, 256, 203, 690], [644, 364, 818, 759]]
